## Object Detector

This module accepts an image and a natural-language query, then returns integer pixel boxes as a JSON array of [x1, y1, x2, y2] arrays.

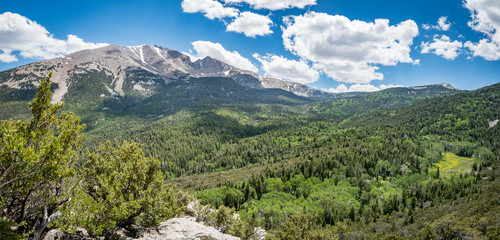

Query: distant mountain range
[[0, 43, 463, 128], [0, 44, 462, 102], [0, 44, 340, 103]]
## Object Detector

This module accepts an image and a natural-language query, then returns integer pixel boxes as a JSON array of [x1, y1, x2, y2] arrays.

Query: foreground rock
[[137, 217, 239, 240], [43, 228, 92, 240]]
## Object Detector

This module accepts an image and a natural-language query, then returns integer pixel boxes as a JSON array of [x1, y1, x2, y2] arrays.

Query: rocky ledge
[[138, 217, 239, 240], [43, 217, 240, 240]]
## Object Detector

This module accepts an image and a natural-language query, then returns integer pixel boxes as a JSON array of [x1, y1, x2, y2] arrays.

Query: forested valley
[[1, 73, 499, 240]]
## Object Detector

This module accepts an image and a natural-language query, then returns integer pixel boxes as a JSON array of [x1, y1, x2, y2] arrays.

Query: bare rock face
[[137, 218, 240, 240]]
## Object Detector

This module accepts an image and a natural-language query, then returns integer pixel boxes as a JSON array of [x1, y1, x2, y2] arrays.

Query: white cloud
[[181, 0, 239, 19], [465, 0, 500, 37], [324, 83, 403, 93], [0, 12, 107, 63], [421, 35, 463, 60], [223, 0, 316, 10], [282, 12, 419, 84], [226, 12, 273, 37], [437, 16, 451, 31], [181, 1, 274, 38], [421, 16, 451, 31], [0, 50, 18, 63], [253, 53, 319, 83], [464, 0, 500, 60], [190, 40, 258, 72], [465, 39, 500, 60]]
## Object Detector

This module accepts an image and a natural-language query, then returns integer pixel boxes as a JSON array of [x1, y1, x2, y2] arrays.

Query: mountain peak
[[439, 83, 460, 90], [200, 56, 216, 61], [0, 44, 332, 102]]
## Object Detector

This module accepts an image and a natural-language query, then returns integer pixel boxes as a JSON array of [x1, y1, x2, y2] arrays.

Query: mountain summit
[[0, 44, 332, 103]]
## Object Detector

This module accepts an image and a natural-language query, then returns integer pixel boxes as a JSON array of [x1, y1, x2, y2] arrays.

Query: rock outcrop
[[138, 217, 240, 240], [42, 217, 240, 240]]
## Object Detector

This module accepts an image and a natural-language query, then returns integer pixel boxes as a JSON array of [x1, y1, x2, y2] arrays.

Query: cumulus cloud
[[181, 0, 239, 19], [422, 24, 431, 30], [437, 16, 451, 31], [324, 83, 403, 93], [422, 16, 451, 31], [253, 53, 319, 83], [223, 0, 316, 10], [421, 35, 463, 60], [181, 0, 273, 38], [282, 12, 419, 84], [0, 12, 107, 63], [0, 50, 18, 63], [465, 0, 500, 36], [226, 12, 273, 37], [190, 40, 258, 72], [464, 0, 500, 60], [465, 39, 500, 60]]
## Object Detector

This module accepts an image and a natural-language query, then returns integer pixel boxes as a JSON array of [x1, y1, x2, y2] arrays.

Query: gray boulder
[[43, 229, 65, 240], [138, 218, 239, 240]]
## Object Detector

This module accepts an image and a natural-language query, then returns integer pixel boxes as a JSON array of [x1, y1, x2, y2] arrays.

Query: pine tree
[[0, 72, 85, 240], [349, 207, 356, 222]]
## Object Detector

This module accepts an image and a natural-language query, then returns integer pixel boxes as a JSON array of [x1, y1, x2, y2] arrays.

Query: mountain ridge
[[0, 44, 337, 102], [0, 44, 461, 104]]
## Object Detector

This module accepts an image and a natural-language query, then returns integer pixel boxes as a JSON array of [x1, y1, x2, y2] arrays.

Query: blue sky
[[1, 0, 499, 91]]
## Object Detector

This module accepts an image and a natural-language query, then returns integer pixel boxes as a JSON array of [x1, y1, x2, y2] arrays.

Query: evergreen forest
[[1, 73, 499, 240]]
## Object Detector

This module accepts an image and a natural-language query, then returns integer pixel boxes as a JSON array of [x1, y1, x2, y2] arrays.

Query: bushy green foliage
[[197, 186, 245, 209], [277, 210, 328, 240], [60, 141, 182, 236], [264, 178, 285, 193], [0, 72, 85, 239]]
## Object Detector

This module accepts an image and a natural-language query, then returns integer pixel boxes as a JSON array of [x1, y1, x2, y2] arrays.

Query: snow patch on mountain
[[128, 45, 147, 64]]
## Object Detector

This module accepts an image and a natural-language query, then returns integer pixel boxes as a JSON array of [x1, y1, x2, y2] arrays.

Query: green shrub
[[60, 141, 182, 236]]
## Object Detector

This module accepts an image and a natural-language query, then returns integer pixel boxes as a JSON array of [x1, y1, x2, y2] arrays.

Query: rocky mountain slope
[[0, 44, 334, 103], [0, 44, 461, 134]]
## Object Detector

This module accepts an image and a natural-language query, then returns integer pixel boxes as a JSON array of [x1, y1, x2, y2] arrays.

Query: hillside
[[74, 82, 460, 178], [179, 82, 499, 239], [0, 66, 463, 179], [1, 46, 498, 240], [0, 45, 463, 180], [0, 44, 357, 132], [311, 83, 461, 117]]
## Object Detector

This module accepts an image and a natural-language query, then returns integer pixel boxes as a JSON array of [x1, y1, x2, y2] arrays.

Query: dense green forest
[[191, 83, 500, 239], [0, 73, 499, 239]]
